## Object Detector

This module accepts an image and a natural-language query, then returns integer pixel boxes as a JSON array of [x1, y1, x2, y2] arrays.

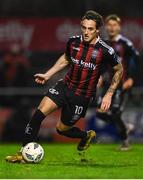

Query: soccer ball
[[22, 142, 44, 163]]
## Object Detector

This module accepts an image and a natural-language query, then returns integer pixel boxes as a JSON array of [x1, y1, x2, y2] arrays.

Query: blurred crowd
[[0, 44, 31, 87]]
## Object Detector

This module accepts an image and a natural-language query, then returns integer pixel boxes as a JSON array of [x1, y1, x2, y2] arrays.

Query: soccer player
[[96, 14, 138, 150], [6, 10, 123, 163]]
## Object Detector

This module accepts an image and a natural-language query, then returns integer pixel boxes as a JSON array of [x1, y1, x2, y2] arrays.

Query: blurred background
[[0, 0, 143, 143]]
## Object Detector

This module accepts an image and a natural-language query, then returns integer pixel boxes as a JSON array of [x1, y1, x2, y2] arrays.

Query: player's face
[[81, 19, 99, 43], [105, 20, 121, 38]]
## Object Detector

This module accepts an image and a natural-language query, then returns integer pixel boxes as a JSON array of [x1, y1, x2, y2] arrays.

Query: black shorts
[[45, 80, 91, 126]]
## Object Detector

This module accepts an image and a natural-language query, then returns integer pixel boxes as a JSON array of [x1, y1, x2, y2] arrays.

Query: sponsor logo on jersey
[[73, 47, 80, 51], [71, 57, 96, 70]]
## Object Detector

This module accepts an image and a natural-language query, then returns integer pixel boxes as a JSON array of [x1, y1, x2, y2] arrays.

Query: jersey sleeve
[[104, 47, 121, 67], [65, 38, 72, 63], [126, 42, 139, 79]]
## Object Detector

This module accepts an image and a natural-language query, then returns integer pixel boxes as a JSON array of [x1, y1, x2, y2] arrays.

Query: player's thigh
[[60, 98, 90, 127], [38, 96, 59, 116]]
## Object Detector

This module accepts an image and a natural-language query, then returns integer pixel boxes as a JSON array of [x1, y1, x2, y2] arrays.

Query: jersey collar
[[105, 34, 122, 42], [114, 34, 122, 41], [81, 35, 100, 46]]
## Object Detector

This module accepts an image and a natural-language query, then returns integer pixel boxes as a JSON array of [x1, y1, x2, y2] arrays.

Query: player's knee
[[38, 96, 58, 116], [56, 122, 62, 131], [56, 120, 71, 131], [56, 122, 71, 133], [56, 124, 67, 132], [56, 127, 70, 136], [56, 127, 72, 136], [56, 128, 64, 135], [38, 107, 47, 116]]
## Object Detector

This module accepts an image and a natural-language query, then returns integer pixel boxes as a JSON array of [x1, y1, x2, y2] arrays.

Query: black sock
[[22, 109, 46, 147], [57, 127, 87, 139]]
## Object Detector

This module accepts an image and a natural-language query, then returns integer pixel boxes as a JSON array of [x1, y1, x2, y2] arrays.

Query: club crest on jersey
[[72, 114, 80, 121], [73, 47, 80, 51], [91, 49, 98, 59]]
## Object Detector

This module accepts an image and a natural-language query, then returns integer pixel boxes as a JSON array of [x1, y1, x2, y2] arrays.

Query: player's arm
[[107, 63, 123, 95], [122, 44, 139, 90], [122, 78, 133, 90], [100, 63, 123, 112], [34, 53, 69, 84], [97, 75, 104, 88]]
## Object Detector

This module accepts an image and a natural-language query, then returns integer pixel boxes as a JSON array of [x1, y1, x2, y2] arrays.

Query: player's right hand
[[34, 73, 48, 84], [100, 93, 112, 112]]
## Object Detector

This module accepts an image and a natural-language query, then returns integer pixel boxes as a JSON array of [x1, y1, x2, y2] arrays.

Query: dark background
[[0, 0, 143, 142], [0, 0, 143, 17]]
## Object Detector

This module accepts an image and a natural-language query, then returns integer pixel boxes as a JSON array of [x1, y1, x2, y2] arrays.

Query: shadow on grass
[[45, 160, 136, 168], [4, 158, 136, 169]]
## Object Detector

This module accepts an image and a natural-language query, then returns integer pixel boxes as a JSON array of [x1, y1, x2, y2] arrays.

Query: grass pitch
[[0, 143, 143, 179]]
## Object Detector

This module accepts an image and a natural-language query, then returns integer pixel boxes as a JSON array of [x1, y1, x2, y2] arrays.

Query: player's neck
[[109, 34, 119, 41], [89, 36, 99, 45]]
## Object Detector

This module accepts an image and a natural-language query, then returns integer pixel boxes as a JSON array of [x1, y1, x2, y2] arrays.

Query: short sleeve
[[126, 42, 139, 79], [65, 38, 71, 63], [105, 47, 121, 67]]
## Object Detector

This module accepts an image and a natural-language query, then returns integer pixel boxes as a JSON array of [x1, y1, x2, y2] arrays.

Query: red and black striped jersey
[[105, 34, 138, 83], [64, 35, 120, 98]]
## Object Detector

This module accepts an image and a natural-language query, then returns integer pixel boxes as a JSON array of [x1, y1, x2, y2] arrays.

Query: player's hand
[[97, 76, 103, 88], [122, 78, 133, 90], [34, 73, 48, 84], [100, 93, 112, 112]]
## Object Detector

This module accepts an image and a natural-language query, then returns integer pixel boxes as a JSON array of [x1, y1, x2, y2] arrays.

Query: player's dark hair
[[82, 10, 103, 29], [105, 14, 121, 24]]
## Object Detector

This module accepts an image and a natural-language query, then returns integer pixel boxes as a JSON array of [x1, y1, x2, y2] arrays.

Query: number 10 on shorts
[[75, 105, 83, 115]]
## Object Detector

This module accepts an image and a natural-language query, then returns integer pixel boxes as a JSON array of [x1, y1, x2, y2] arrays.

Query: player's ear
[[96, 29, 99, 33]]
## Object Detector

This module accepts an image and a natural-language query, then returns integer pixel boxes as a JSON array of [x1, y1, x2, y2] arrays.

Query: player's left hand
[[122, 78, 133, 90], [97, 76, 103, 88], [100, 93, 112, 112]]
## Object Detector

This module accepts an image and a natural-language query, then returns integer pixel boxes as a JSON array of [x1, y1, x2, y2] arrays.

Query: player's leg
[[112, 112, 130, 151], [56, 95, 96, 151], [111, 91, 131, 150], [96, 112, 113, 123], [56, 120, 96, 151], [96, 110, 127, 136], [56, 120, 87, 139], [97, 90, 130, 150], [5, 81, 65, 163], [5, 96, 59, 163], [22, 96, 58, 147], [96, 110, 129, 150]]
